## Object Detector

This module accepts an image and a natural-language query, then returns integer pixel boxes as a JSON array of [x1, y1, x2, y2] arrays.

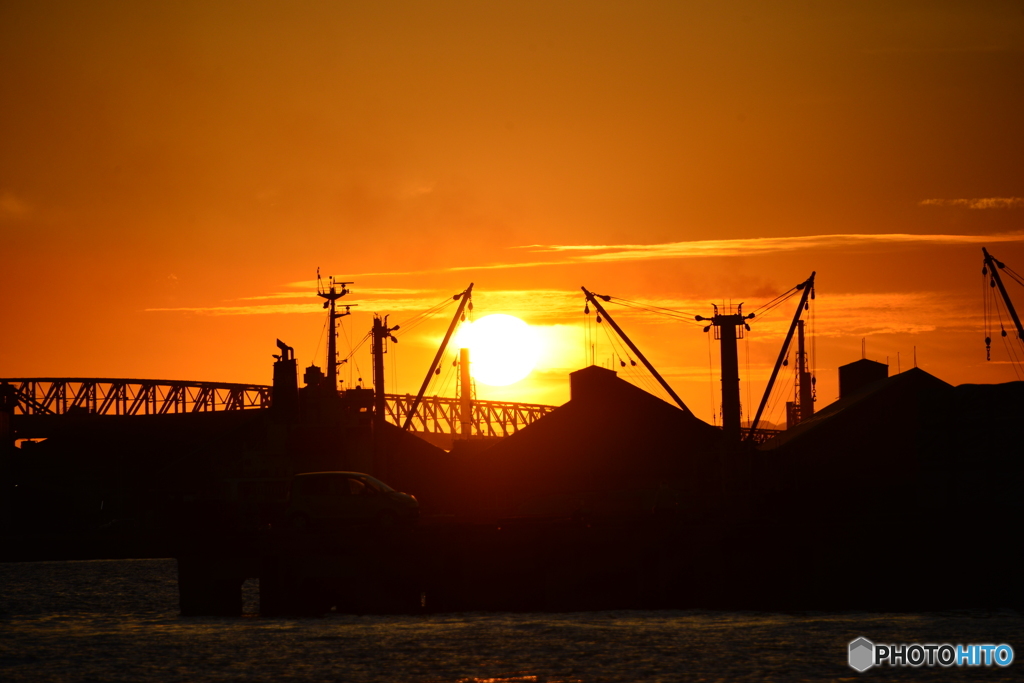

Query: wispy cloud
[[280, 233, 1024, 281], [239, 287, 438, 302], [522, 232, 1024, 263], [920, 198, 1024, 209], [306, 262, 571, 279], [145, 303, 321, 316], [147, 289, 581, 319]]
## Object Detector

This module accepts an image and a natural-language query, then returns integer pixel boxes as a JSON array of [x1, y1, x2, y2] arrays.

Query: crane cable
[[604, 297, 705, 325], [390, 296, 458, 339], [583, 295, 595, 366], [750, 285, 801, 316], [759, 347, 797, 430], [707, 330, 717, 426], [983, 265, 993, 360], [983, 259, 1024, 376], [992, 289, 1024, 380], [595, 315, 665, 400], [599, 281, 812, 427]]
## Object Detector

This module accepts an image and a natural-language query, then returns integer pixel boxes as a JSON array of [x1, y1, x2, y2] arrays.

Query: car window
[[359, 478, 380, 495], [300, 476, 331, 496], [345, 477, 366, 495]]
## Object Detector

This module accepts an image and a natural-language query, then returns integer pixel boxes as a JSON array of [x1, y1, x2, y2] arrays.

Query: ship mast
[[316, 270, 354, 392], [696, 303, 754, 442]]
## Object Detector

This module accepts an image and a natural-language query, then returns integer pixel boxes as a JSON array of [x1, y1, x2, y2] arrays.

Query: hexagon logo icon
[[849, 637, 875, 672]]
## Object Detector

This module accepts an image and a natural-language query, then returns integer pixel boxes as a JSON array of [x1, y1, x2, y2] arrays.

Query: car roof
[[293, 471, 371, 478]]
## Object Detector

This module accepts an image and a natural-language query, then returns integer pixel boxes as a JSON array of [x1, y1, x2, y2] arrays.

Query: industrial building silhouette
[[2, 349, 1021, 612]]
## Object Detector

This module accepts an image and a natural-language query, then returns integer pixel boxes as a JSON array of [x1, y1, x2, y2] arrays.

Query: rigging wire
[[744, 332, 752, 427], [605, 297, 705, 325], [707, 331, 717, 426], [334, 314, 356, 387], [435, 349, 461, 398], [391, 297, 458, 339], [343, 331, 371, 361], [586, 293, 680, 405], [992, 287, 1024, 377], [750, 288, 801, 319], [591, 294, 693, 404], [583, 296, 594, 366], [1002, 333, 1024, 381], [984, 256, 1024, 375], [763, 348, 796, 429], [1000, 263, 1024, 288], [749, 285, 800, 316], [311, 310, 329, 372], [983, 266, 993, 360], [338, 293, 459, 398], [597, 317, 664, 400], [810, 290, 817, 404], [391, 337, 399, 395], [601, 282, 810, 427]]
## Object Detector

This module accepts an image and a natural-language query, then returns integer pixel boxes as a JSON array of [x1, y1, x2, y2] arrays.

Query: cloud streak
[[920, 198, 1024, 209], [146, 232, 1023, 318], [273, 233, 1024, 281], [239, 287, 439, 301], [522, 232, 1024, 263], [146, 289, 581, 319]]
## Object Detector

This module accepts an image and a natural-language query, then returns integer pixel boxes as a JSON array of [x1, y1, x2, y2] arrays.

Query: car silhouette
[[286, 471, 418, 529]]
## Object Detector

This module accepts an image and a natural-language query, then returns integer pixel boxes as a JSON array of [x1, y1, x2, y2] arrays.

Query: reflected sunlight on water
[[1, 559, 1021, 682]]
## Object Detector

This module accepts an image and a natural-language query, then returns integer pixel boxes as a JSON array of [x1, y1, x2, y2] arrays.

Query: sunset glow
[[2, 2, 1024, 423], [456, 314, 541, 387]]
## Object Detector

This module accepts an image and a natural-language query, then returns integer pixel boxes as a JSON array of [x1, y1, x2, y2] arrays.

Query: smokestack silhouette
[[272, 339, 299, 417]]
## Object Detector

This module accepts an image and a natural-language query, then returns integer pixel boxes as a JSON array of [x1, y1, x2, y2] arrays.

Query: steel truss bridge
[[385, 394, 556, 438], [1, 378, 556, 438]]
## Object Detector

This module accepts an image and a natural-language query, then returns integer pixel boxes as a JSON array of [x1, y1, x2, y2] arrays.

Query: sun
[[456, 314, 540, 386]]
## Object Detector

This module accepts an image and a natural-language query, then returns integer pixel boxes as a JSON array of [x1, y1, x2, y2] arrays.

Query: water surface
[[1, 559, 1020, 681]]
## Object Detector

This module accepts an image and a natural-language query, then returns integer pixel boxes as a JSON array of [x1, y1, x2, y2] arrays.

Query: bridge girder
[[1, 378, 555, 437]]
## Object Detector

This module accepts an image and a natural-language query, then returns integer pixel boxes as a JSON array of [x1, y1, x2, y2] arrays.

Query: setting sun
[[456, 314, 541, 386]]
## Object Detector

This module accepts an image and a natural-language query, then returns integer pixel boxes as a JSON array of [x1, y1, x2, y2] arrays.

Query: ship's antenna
[[316, 272, 356, 392]]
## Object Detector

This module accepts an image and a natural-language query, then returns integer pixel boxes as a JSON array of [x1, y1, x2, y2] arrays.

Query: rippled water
[[1, 559, 1021, 681]]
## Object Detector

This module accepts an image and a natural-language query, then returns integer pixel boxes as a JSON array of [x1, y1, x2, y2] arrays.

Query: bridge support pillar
[[0, 382, 15, 533]]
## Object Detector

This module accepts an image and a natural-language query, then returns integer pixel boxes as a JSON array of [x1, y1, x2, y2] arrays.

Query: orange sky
[[3, 1, 1024, 425]]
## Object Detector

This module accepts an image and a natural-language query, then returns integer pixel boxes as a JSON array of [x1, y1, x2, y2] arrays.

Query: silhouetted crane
[[746, 272, 816, 439], [581, 286, 691, 413]]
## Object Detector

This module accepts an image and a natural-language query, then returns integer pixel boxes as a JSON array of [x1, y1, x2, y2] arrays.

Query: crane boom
[[581, 287, 690, 413], [402, 284, 474, 431], [747, 272, 815, 438], [983, 247, 1024, 341]]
